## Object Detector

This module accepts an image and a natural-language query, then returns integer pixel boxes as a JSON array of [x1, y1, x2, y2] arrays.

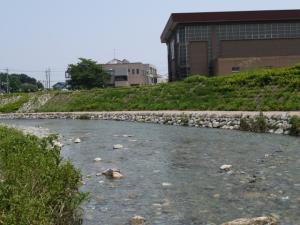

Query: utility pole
[[5, 68, 9, 93], [45, 70, 48, 90], [48, 68, 51, 89], [45, 68, 51, 89]]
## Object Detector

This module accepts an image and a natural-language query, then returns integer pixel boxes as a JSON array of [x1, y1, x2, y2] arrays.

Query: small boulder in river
[[74, 138, 81, 143], [220, 164, 233, 171], [102, 169, 124, 179], [94, 158, 102, 162], [130, 216, 145, 225], [113, 144, 123, 149], [221, 216, 278, 225]]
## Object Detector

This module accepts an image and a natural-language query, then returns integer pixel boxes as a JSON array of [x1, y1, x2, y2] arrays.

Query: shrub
[[184, 75, 208, 83], [77, 114, 90, 120], [240, 117, 252, 131], [289, 116, 300, 136], [240, 113, 268, 133], [0, 126, 87, 225]]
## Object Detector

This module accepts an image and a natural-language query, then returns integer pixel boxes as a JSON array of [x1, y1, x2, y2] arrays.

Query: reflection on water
[[1, 119, 300, 225]]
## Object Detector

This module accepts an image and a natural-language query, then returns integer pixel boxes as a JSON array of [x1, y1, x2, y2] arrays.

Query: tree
[[67, 58, 109, 90], [0, 73, 43, 93]]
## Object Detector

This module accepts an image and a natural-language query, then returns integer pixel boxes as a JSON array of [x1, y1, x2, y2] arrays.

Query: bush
[[289, 116, 300, 136], [77, 114, 90, 120], [240, 113, 268, 133], [0, 126, 87, 225], [184, 75, 209, 83]]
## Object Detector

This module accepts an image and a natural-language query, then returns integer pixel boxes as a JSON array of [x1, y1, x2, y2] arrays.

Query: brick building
[[161, 10, 300, 81]]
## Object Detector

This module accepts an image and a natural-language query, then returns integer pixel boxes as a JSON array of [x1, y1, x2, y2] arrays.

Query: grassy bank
[[0, 93, 29, 113], [0, 126, 87, 225], [2, 64, 300, 112], [39, 64, 300, 112]]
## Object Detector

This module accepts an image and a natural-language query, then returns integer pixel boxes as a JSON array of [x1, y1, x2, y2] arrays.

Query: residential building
[[53, 82, 67, 90], [161, 9, 300, 81], [103, 59, 158, 87]]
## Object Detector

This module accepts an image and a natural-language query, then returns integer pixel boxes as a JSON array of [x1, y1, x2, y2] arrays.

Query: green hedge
[[0, 126, 87, 225]]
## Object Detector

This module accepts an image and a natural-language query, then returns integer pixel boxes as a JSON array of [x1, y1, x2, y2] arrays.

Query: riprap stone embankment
[[0, 111, 299, 135]]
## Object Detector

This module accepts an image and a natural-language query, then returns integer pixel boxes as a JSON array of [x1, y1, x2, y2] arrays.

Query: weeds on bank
[[0, 126, 87, 225], [289, 116, 300, 136], [0, 94, 29, 113], [240, 113, 270, 133]]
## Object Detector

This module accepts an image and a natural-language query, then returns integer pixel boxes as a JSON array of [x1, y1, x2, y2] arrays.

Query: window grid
[[175, 22, 300, 75]]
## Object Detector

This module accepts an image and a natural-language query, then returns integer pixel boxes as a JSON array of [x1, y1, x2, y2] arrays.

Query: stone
[[212, 121, 220, 128], [221, 216, 278, 225], [94, 157, 102, 162], [162, 182, 172, 187], [274, 128, 284, 135], [213, 193, 220, 198], [220, 165, 233, 171], [74, 138, 81, 143], [112, 171, 124, 179], [102, 169, 123, 179], [130, 215, 146, 225], [113, 144, 123, 149]]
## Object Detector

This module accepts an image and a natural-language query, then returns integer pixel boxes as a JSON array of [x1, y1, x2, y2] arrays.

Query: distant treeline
[[0, 73, 43, 93]]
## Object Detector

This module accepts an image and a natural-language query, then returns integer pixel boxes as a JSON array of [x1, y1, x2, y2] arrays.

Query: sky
[[1, 0, 300, 85]]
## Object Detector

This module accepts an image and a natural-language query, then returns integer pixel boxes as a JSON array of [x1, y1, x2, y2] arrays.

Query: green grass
[[0, 126, 87, 225], [39, 64, 300, 112], [289, 116, 300, 136], [0, 94, 29, 113], [2, 64, 300, 112]]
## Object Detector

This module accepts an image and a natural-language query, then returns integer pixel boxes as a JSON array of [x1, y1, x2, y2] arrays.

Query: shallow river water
[[1, 119, 300, 225]]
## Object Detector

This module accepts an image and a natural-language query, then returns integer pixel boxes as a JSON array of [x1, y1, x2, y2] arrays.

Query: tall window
[[132, 69, 135, 74], [137, 69, 139, 74]]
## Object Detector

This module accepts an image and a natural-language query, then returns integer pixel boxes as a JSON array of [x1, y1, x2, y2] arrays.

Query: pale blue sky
[[1, 0, 300, 84]]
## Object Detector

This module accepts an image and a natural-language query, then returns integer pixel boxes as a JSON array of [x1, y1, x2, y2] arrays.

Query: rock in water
[[221, 216, 278, 225], [113, 144, 123, 149], [220, 164, 233, 171], [162, 182, 172, 187], [102, 169, 123, 179], [94, 157, 102, 162], [112, 171, 123, 179], [74, 138, 81, 143], [130, 216, 145, 225]]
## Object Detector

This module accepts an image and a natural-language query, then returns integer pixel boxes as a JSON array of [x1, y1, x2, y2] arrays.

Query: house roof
[[106, 59, 131, 64], [161, 9, 300, 43]]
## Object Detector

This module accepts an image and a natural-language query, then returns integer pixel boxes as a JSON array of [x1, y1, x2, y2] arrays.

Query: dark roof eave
[[161, 9, 300, 43]]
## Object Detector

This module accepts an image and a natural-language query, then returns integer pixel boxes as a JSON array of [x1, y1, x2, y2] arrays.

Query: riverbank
[[1, 111, 300, 136], [1, 65, 300, 113], [0, 125, 87, 225]]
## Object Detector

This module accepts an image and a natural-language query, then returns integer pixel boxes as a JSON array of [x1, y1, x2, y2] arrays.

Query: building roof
[[106, 59, 131, 64], [161, 9, 300, 42]]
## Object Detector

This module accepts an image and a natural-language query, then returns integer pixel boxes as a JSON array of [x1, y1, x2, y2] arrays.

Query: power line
[[0, 69, 65, 73]]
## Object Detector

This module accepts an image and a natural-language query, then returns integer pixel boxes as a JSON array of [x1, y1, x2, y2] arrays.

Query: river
[[1, 119, 300, 225]]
